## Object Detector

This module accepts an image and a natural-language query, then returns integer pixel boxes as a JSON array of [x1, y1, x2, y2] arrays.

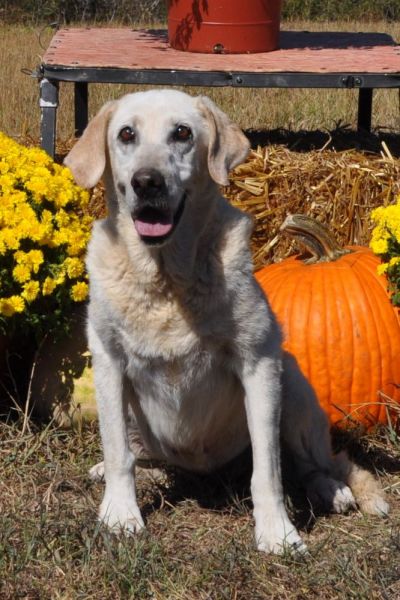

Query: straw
[[225, 145, 400, 270]]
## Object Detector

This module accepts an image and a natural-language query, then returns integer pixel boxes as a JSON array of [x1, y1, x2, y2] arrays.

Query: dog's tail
[[332, 451, 389, 516]]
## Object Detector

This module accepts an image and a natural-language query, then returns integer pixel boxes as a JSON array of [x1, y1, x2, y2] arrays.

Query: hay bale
[[225, 144, 400, 270]]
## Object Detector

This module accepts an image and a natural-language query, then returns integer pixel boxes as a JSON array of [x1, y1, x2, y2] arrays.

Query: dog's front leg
[[242, 355, 306, 554], [91, 335, 144, 534]]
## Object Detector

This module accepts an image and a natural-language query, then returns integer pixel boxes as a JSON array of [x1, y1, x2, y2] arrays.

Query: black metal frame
[[39, 63, 400, 157]]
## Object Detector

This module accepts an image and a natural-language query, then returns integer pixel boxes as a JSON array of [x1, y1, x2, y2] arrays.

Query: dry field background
[[0, 20, 399, 141], [1, 17, 400, 600]]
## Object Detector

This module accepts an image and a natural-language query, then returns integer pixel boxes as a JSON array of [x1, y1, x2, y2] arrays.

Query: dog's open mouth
[[133, 195, 185, 245]]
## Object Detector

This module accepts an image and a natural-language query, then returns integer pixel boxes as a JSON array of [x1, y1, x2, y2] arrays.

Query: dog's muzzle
[[131, 168, 186, 245]]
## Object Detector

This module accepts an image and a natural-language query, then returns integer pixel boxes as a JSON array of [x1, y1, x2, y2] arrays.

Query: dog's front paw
[[99, 494, 145, 534], [89, 461, 105, 482], [255, 514, 307, 555]]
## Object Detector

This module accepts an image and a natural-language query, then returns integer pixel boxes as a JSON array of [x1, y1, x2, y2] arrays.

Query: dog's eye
[[173, 125, 192, 142], [118, 127, 136, 143]]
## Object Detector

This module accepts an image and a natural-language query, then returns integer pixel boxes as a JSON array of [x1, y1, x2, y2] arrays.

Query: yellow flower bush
[[370, 194, 400, 306], [0, 133, 93, 338]]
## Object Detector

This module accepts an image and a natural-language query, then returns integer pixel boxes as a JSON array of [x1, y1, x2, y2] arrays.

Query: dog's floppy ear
[[197, 96, 250, 186], [64, 100, 116, 189]]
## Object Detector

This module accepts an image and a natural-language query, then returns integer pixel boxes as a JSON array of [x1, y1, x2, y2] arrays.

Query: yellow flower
[[25, 176, 48, 198], [377, 263, 388, 276], [0, 132, 94, 326], [389, 256, 400, 267], [42, 277, 57, 296], [27, 249, 44, 273], [0, 295, 25, 316], [14, 250, 29, 264], [55, 209, 70, 228], [2, 228, 20, 250], [370, 237, 388, 255], [22, 280, 40, 302], [55, 271, 66, 285], [370, 195, 400, 305], [70, 281, 89, 302], [64, 257, 85, 279], [0, 173, 15, 189], [12, 263, 31, 283]]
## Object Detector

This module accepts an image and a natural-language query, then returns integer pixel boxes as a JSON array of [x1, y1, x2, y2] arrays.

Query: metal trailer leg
[[39, 78, 59, 158], [74, 82, 89, 137], [357, 88, 373, 133]]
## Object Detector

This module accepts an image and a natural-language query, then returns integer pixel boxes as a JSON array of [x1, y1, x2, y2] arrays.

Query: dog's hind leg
[[330, 451, 389, 516], [281, 352, 389, 516]]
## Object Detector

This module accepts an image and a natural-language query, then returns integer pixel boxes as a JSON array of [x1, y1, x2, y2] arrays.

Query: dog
[[64, 89, 388, 554]]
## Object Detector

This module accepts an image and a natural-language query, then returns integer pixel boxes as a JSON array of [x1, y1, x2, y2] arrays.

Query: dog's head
[[64, 90, 250, 246]]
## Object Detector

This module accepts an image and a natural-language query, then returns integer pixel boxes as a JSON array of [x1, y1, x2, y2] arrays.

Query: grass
[[0, 414, 399, 599], [0, 19, 399, 143]]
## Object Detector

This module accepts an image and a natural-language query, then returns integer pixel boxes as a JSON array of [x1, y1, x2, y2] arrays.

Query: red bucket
[[167, 0, 282, 54]]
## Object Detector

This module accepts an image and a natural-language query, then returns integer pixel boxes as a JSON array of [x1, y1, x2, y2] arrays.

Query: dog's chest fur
[[88, 211, 247, 359], [87, 217, 251, 469]]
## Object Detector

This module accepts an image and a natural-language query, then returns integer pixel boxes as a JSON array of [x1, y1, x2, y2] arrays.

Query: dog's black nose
[[131, 168, 166, 198]]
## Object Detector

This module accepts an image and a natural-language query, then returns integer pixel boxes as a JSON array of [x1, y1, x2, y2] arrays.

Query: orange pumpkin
[[255, 215, 400, 428]]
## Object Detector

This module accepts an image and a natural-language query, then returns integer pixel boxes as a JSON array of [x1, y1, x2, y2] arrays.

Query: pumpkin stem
[[281, 214, 351, 263]]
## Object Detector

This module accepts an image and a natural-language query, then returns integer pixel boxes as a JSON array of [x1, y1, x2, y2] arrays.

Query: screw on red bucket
[[213, 43, 225, 54], [167, 0, 282, 54]]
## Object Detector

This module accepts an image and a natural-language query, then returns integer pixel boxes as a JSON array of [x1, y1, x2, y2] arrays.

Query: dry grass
[[0, 20, 399, 142], [0, 413, 399, 600]]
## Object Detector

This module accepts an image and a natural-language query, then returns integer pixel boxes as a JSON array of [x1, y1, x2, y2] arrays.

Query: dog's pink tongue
[[134, 217, 173, 237]]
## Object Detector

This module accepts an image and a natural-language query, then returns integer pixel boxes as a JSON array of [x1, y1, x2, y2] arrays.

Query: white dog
[[65, 89, 388, 554]]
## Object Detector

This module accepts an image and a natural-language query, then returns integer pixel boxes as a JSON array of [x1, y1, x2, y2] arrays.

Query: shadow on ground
[[139, 426, 400, 532], [246, 126, 400, 156]]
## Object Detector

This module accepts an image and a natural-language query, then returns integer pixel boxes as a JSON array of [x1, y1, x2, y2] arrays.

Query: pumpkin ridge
[[283, 270, 299, 350], [262, 265, 298, 343], [316, 266, 330, 411], [326, 262, 340, 419], [351, 258, 382, 424], [304, 271, 315, 397], [362, 260, 387, 413], [335, 260, 355, 422], [295, 269, 315, 391], [355, 258, 399, 423]]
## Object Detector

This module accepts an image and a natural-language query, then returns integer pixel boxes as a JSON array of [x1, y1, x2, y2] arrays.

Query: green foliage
[[0, 0, 167, 24], [0, 0, 398, 24], [282, 0, 400, 21]]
